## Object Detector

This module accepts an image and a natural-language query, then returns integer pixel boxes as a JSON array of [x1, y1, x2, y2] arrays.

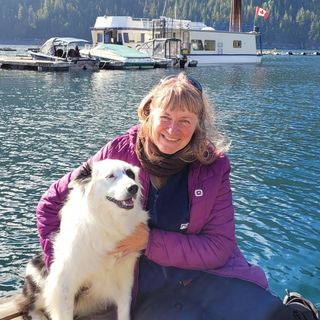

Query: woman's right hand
[[109, 223, 149, 258]]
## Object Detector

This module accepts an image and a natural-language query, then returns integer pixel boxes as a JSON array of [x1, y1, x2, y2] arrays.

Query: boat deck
[[0, 56, 70, 71]]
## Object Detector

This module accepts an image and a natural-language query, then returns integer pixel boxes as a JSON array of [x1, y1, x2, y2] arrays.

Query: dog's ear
[[69, 162, 92, 189], [76, 162, 92, 182]]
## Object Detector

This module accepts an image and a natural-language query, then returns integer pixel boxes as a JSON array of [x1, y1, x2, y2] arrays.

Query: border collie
[[19, 159, 148, 320]]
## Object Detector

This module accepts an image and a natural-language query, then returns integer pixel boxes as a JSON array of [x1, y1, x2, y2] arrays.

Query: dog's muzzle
[[106, 184, 138, 210]]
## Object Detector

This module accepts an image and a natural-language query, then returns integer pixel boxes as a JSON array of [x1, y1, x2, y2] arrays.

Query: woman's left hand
[[109, 223, 149, 259]]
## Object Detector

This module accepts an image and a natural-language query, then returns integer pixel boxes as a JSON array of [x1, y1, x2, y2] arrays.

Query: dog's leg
[[44, 271, 75, 320], [113, 259, 136, 320], [116, 297, 131, 320]]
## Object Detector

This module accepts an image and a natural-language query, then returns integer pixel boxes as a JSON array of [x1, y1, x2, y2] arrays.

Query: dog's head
[[70, 159, 142, 212]]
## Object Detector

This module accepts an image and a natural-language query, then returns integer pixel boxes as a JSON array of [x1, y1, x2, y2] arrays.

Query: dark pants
[[132, 274, 314, 320]]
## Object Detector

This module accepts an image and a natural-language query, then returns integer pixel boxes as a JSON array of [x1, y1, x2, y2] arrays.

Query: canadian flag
[[256, 6, 269, 19]]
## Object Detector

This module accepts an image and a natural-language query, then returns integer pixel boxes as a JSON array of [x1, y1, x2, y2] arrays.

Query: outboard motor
[[179, 48, 189, 68]]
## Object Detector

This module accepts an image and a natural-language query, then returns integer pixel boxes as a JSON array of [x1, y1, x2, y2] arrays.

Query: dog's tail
[[17, 274, 41, 315], [15, 255, 49, 316]]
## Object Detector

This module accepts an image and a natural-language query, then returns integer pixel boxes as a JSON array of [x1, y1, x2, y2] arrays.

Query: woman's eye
[[160, 116, 170, 121], [180, 120, 191, 126]]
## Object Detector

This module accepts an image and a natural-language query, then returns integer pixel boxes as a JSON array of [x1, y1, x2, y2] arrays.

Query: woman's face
[[151, 108, 198, 154]]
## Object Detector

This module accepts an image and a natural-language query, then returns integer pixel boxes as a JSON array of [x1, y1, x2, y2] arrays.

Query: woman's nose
[[166, 121, 179, 134]]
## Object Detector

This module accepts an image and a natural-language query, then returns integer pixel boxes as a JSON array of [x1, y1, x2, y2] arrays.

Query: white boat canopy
[[40, 37, 91, 55]]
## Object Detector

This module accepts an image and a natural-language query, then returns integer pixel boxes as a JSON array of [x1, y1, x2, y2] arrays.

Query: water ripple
[[0, 54, 319, 305]]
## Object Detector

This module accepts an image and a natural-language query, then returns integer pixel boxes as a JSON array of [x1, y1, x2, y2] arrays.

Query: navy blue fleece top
[[138, 165, 202, 296]]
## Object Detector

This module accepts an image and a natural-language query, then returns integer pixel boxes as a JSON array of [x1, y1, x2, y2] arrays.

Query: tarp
[[94, 44, 150, 58]]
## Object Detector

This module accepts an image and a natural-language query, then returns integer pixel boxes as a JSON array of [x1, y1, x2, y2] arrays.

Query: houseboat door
[[165, 39, 181, 59], [104, 33, 111, 43], [104, 30, 118, 44], [217, 42, 224, 54], [181, 31, 190, 52]]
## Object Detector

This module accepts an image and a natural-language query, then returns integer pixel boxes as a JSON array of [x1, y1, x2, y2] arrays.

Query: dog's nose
[[127, 184, 138, 196]]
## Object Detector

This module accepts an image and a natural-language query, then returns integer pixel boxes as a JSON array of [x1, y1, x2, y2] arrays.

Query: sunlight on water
[[0, 54, 319, 306]]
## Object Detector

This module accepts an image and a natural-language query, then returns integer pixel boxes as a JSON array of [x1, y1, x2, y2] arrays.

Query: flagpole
[[253, 6, 257, 31]]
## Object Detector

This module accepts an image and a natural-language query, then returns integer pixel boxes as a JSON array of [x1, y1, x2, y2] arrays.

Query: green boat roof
[[96, 44, 149, 58]]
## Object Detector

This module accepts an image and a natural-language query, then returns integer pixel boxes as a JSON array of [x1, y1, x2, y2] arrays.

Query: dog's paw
[[25, 310, 50, 320]]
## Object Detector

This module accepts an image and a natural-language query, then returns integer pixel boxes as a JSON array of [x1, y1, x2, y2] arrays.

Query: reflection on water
[[0, 54, 319, 305]]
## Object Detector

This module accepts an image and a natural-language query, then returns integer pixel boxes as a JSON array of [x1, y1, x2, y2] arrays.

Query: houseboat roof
[[93, 16, 153, 30], [92, 16, 212, 32]]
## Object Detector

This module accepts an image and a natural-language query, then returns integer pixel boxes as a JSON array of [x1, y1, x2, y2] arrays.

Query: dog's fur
[[19, 159, 148, 320]]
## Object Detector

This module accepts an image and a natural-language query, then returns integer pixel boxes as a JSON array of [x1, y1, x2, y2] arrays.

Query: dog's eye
[[125, 169, 135, 180], [106, 174, 115, 179]]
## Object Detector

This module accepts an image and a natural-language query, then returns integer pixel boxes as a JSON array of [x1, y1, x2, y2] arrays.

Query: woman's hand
[[109, 223, 149, 259]]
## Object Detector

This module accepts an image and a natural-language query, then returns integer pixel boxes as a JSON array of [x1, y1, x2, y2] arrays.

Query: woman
[[36, 73, 318, 320]]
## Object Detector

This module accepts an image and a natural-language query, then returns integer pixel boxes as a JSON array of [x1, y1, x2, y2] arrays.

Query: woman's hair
[[137, 73, 228, 165]]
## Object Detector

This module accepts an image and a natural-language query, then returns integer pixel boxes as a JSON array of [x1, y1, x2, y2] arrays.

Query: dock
[[0, 295, 23, 320], [0, 293, 116, 320], [0, 56, 70, 71]]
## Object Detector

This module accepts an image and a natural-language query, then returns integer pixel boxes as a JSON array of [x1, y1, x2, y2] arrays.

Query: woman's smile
[[161, 133, 179, 142]]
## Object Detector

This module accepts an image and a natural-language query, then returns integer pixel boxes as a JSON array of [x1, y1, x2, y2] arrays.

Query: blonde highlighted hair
[[137, 73, 228, 164]]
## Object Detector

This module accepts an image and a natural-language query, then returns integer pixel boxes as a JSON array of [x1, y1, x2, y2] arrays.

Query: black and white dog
[[19, 159, 148, 320]]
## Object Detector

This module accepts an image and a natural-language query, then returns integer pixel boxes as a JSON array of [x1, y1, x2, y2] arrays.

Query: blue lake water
[[0, 48, 319, 307]]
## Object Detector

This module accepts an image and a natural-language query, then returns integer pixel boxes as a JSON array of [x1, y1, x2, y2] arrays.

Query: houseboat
[[90, 15, 262, 65]]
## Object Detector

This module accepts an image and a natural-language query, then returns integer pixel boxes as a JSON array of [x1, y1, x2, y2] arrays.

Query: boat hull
[[69, 58, 100, 71], [30, 52, 64, 61], [98, 59, 154, 69], [188, 54, 262, 65]]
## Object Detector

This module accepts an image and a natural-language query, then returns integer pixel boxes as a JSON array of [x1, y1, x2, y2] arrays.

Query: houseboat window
[[141, 33, 145, 43], [97, 33, 103, 43], [191, 39, 203, 51], [118, 34, 123, 45], [233, 40, 242, 48], [204, 40, 215, 51], [123, 33, 129, 44]]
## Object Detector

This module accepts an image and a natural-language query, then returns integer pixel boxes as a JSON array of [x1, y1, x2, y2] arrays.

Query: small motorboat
[[80, 43, 155, 69], [29, 37, 100, 71]]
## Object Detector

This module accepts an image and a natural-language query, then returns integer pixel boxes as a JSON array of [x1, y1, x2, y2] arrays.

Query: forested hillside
[[0, 0, 319, 49]]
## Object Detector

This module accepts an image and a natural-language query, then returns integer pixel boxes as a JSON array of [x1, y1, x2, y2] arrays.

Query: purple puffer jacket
[[36, 125, 268, 289]]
